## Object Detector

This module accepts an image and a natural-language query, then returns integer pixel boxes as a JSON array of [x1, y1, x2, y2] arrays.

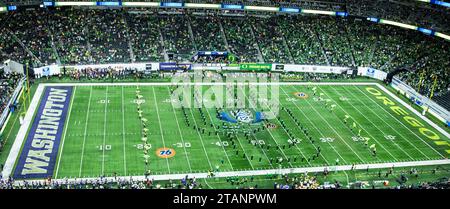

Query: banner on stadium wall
[[70, 62, 158, 71], [192, 63, 239, 71], [239, 63, 272, 71], [357, 67, 387, 81], [34, 64, 60, 76], [274, 64, 285, 71], [3, 60, 24, 74], [159, 62, 192, 71], [276, 64, 351, 74]]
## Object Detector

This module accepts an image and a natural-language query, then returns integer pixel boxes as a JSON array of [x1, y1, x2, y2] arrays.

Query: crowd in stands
[[86, 10, 131, 64], [273, 173, 321, 189], [250, 17, 291, 64], [190, 16, 227, 52], [0, 7, 449, 105], [126, 12, 164, 62], [279, 16, 327, 65], [0, 71, 22, 116], [51, 8, 92, 64], [160, 15, 196, 62], [8, 10, 57, 66], [347, 0, 450, 34], [221, 18, 260, 63]]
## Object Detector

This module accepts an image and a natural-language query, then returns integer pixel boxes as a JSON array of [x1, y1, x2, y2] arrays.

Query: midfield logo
[[169, 69, 280, 119]]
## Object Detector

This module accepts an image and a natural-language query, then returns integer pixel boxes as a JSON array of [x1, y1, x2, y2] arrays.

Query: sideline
[[10, 159, 450, 185]]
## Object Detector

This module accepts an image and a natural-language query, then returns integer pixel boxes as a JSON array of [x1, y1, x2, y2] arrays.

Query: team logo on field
[[266, 123, 278, 129], [218, 109, 264, 124], [293, 92, 308, 99], [231, 109, 253, 123], [156, 148, 176, 158]]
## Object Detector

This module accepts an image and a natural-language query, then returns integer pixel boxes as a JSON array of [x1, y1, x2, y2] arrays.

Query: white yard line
[[321, 86, 408, 160], [286, 85, 366, 162], [79, 87, 93, 177], [166, 87, 193, 172], [186, 103, 214, 170], [101, 86, 109, 175], [376, 84, 448, 156], [242, 85, 309, 167], [55, 86, 77, 178], [14, 159, 450, 184], [200, 96, 235, 171], [348, 86, 431, 158], [121, 86, 127, 175], [151, 87, 171, 173], [279, 87, 337, 165], [237, 85, 294, 168]]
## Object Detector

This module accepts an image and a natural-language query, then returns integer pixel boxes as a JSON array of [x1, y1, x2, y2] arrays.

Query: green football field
[[14, 83, 450, 179]]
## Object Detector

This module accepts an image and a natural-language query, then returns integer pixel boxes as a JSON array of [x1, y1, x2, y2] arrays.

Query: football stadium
[[0, 0, 449, 191]]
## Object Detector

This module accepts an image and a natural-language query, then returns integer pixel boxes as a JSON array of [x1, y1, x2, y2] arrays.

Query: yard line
[[101, 86, 109, 175], [238, 84, 294, 168], [280, 87, 347, 164], [185, 101, 214, 170], [197, 93, 235, 171], [55, 86, 77, 178], [318, 86, 400, 161], [247, 86, 312, 167], [79, 87, 93, 177], [166, 87, 193, 172], [376, 84, 450, 139], [279, 87, 336, 165], [245, 131, 275, 169], [285, 85, 366, 162], [342, 86, 428, 159], [121, 86, 127, 175], [354, 86, 445, 158], [151, 86, 171, 173], [228, 130, 256, 170]]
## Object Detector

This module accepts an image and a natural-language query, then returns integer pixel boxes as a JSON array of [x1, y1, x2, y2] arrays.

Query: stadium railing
[[0, 77, 25, 135]]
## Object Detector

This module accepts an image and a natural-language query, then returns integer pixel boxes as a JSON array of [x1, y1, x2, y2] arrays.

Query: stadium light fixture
[[301, 10, 335, 16], [55, 1, 97, 6], [244, 6, 279, 12], [122, 2, 159, 7], [185, 3, 221, 9], [435, 32, 450, 41], [380, 19, 418, 30]]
